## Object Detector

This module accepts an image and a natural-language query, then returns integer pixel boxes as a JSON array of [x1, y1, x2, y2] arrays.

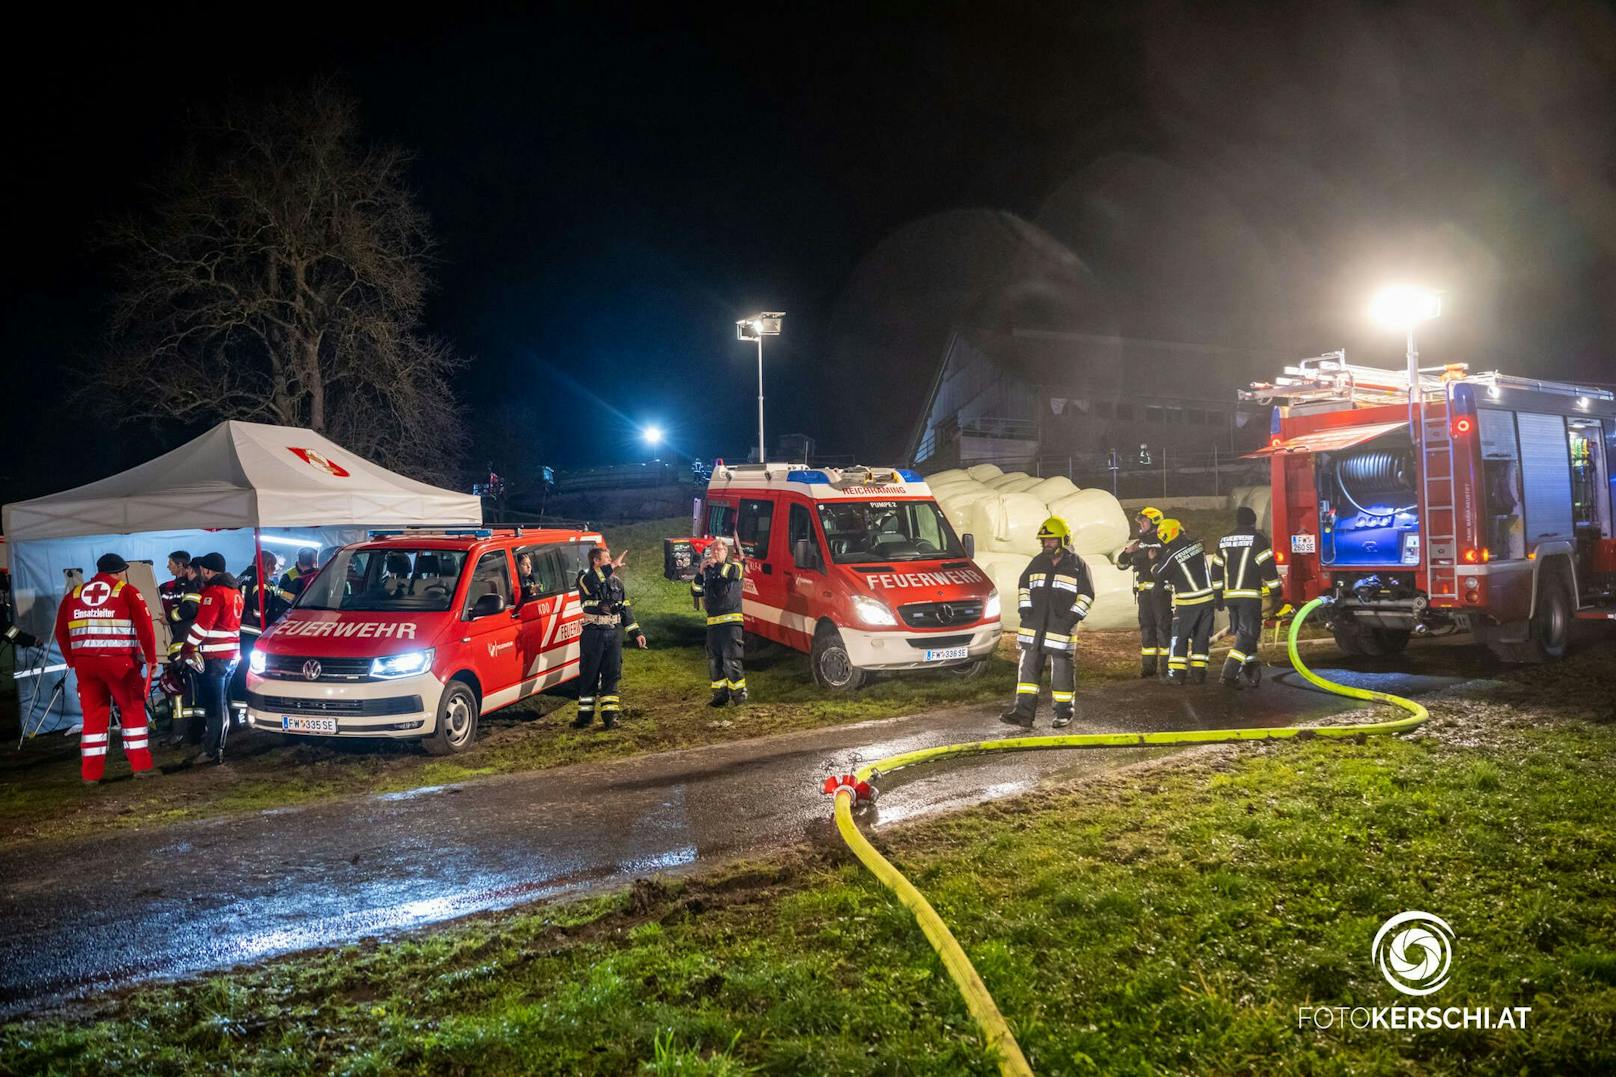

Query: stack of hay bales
[[1226, 484, 1274, 532], [924, 469, 1136, 630]]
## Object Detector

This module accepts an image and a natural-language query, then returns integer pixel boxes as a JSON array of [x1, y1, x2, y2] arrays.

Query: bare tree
[[96, 81, 466, 479]]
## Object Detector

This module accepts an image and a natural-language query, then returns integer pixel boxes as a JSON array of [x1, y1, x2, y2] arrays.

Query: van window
[[788, 502, 821, 566], [462, 550, 513, 618], [737, 498, 774, 559], [706, 502, 736, 538], [515, 545, 574, 601], [297, 547, 468, 612]]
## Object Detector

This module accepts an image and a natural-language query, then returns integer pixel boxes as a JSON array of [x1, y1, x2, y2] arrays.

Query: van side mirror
[[470, 592, 506, 618], [962, 532, 976, 559], [792, 538, 822, 570]]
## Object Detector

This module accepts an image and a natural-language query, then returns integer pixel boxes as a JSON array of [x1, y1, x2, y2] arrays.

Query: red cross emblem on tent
[[287, 447, 351, 478], [80, 580, 112, 606]]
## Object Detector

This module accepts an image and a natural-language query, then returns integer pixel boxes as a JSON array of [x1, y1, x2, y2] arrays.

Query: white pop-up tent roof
[[3, 420, 480, 541]]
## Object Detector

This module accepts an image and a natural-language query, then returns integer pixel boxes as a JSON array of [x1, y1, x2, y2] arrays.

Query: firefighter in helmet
[[1153, 518, 1215, 684], [573, 543, 647, 730], [692, 537, 747, 706], [1001, 516, 1095, 729], [53, 553, 160, 784], [1116, 506, 1172, 678], [1212, 505, 1283, 689]]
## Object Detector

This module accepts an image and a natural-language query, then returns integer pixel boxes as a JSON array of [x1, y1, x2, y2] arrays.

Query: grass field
[[7, 644, 1612, 1075]]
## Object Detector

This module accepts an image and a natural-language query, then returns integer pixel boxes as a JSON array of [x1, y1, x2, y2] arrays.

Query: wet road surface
[[0, 664, 1466, 1016]]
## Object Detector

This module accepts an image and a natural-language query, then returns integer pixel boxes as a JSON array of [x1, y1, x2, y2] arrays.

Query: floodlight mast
[[736, 313, 784, 465], [1369, 285, 1442, 586]]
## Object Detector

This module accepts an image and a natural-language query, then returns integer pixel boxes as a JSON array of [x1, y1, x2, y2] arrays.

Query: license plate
[[1290, 533, 1316, 554], [281, 716, 337, 734], [923, 646, 969, 662]]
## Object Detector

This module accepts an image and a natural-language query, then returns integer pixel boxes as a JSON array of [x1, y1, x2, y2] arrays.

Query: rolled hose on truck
[[821, 596, 1429, 1076]]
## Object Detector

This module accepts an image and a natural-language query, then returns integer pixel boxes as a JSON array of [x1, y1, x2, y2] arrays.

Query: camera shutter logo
[[1373, 911, 1455, 996]]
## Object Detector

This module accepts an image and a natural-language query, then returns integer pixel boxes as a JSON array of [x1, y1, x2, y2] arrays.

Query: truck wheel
[[422, 681, 480, 755], [1526, 567, 1571, 662], [948, 658, 991, 680], [1330, 619, 1377, 656], [811, 626, 867, 691]]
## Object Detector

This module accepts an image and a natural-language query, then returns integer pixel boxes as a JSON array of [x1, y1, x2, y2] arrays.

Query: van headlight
[[984, 590, 1001, 621], [371, 648, 435, 679], [852, 595, 898, 627], [248, 649, 267, 675]]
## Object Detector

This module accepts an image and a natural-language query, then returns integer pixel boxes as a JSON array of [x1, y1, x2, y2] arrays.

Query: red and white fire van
[[245, 527, 600, 753], [682, 463, 1002, 689]]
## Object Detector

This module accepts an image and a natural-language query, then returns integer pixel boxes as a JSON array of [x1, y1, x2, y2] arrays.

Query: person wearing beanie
[[182, 552, 244, 765], [1211, 505, 1283, 689], [52, 552, 159, 784]]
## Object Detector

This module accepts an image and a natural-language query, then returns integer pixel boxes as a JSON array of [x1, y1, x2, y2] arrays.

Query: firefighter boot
[[1190, 668, 1208, 686], [999, 702, 1035, 728], [730, 688, 749, 706], [1052, 707, 1074, 729], [708, 687, 730, 708], [1140, 656, 1158, 678], [1244, 661, 1262, 688]]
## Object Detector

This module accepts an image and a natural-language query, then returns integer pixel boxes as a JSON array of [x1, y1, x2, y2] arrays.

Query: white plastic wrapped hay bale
[[927, 477, 980, 503], [994, 475, 1044, 494], [1027, 475, 1078, 504], [923, 468, 969, 487], [966, 463, 1004, 482], [1227, 484, 1263, 511], [1077, 557, 1138, 631], [974, 552, 1029, 632], [967, 492, 1049, 554], [1046, 488, 1131, 554], [1245, 485, 1274, 532], [936, 486, 991, 532], [984, 470, 1031, 489]]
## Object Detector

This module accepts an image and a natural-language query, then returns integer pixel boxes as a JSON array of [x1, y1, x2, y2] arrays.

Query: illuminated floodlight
[[1369, 285, 1442, 330], [643, 425, 665, 446]]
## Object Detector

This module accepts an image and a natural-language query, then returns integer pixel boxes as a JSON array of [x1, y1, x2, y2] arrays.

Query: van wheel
[[422, 681, 479, 755], [811, 626, 867, 691], [948, 658, 990, 680]]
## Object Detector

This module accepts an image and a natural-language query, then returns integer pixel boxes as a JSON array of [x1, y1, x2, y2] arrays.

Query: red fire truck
[[1244, 354, 1616, 661], [675, 463, 1002, 689]]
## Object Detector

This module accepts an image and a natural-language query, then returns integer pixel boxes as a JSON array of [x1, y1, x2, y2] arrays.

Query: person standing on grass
[[573, 544, 647, 730], [1000, 516, 1094, 729], [53, 552, 160, 785], [692, 537, 747, 707]]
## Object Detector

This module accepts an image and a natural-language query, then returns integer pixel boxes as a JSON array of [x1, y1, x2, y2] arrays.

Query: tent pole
[[254, 528, 267, 628]]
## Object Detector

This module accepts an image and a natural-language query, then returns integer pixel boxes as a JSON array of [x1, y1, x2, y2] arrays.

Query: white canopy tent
[[4, 420, 481, 732]]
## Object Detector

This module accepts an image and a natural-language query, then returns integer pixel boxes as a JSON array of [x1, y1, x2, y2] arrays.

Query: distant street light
[[643, 424, 664, 447], [737, 312, 784, 464]]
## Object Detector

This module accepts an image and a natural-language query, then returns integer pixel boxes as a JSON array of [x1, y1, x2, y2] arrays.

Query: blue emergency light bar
[[366, 527, 495, 539]]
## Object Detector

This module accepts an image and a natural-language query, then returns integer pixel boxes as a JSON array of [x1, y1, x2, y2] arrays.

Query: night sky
[[4, 3, 1614, 503]]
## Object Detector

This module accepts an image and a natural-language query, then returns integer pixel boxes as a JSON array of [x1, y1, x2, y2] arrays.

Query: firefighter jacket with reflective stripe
[[577, 565, 642, 638], [186, 573, 244, 660], [279, 565, 320, 600], [1015, 548, 1095, 649], [1115, 535, 1167, 592], [240, 566, 295, 631], [163, 575, 203, 655], [54, 574, 157, 665], [1211, 529, 1282, 600], [692, 558, 745, 626], [1154, 536, 1215, 606]]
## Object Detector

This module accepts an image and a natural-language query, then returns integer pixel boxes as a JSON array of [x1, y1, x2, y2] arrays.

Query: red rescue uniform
[[185, 581, 244, 661], [52, 573, 158, 781]]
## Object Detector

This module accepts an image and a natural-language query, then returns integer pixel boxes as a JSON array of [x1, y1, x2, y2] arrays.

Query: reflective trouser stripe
[[1140, 647, 1165, 656], [1228, 650, 1249, 663], [1173, 594, 1214, 605], [726, 679, 746, 690], [710, 680, 726, 689], [1051, 690, 1074, 703], [705, 612, 744, 626], [599, 695, 621, 712], [83, 746, 107, 756], [1015, 682, 1040, 695], [1168, 658, 1187, 669]]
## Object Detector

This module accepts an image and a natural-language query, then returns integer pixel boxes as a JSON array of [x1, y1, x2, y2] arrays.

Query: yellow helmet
[[1036, 516, 1072, 545], [1137, 506, 1164, 526], [1156, 518, 1183, 544]]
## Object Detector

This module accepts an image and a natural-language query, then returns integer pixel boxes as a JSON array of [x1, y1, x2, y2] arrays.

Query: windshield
[[816, 500, 965, 564], [295, 547, 469, 612]]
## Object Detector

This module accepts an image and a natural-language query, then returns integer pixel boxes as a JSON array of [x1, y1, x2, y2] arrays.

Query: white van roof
[[707, 463, 932, 501]]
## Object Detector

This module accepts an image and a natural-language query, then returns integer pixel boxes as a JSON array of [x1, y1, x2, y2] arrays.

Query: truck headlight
[[248, 649, 267, 675], [984, 590, 1001, 621], [852, 595, 897, 627], [371, 648, 435, 679]]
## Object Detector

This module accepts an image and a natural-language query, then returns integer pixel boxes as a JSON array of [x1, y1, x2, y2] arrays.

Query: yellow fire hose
[[827, 596, 1429, 1076]]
